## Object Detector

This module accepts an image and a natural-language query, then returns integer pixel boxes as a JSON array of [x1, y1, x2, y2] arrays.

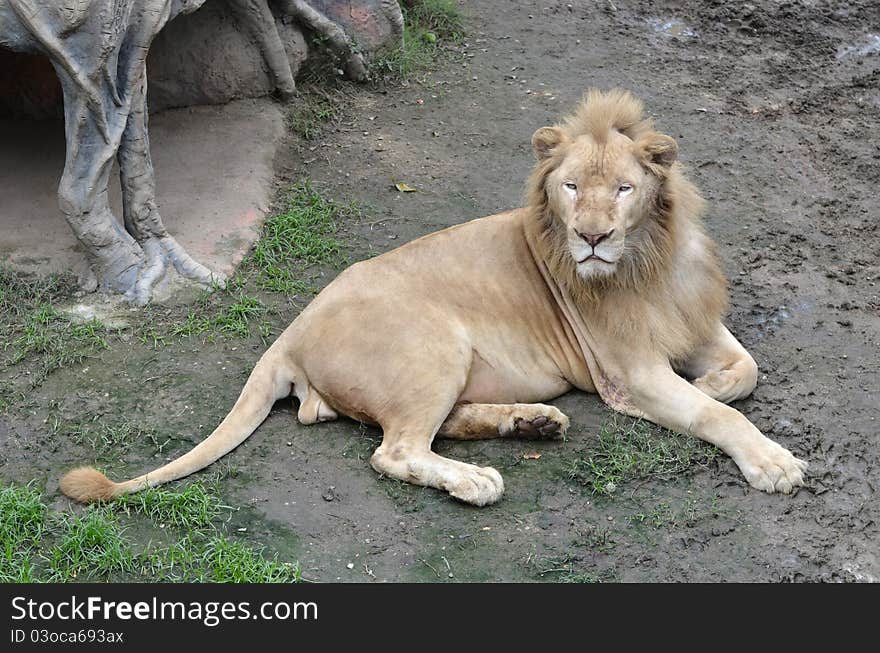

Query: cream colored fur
[[60, 89, 806, 506]]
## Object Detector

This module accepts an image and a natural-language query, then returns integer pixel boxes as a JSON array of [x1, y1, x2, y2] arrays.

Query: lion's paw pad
[[512, 408, 569, 439]]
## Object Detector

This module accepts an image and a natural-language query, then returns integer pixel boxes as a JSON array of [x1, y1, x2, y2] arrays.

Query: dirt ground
[[3, 0, 879, 582]]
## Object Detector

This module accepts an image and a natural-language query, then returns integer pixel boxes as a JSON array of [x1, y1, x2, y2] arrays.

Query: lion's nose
[[577, 229, 614, 247]]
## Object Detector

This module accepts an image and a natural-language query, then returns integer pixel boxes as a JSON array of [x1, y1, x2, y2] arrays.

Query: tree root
[[278, 0, 368, 81], [227, 0, 296, 99], [5, 0, 405, 304], [129, 235, 226, 306]]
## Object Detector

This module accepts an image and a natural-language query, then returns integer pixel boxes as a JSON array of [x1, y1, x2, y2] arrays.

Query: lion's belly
[[458, 347, 574, 405]]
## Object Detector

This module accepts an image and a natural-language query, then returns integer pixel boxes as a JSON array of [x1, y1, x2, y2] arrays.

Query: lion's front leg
[[613, 360, 807, 494], [678, 323, 758, 404]]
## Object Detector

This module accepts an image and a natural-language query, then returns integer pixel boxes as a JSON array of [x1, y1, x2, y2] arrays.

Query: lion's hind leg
[[438, 403, 569, 440]]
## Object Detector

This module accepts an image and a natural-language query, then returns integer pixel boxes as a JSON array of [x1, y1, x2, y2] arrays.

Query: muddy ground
[[2, 0, 879, 582]]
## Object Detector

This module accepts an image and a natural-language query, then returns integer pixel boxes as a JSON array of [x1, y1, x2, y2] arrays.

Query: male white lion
[[61, 89, 807, 506]]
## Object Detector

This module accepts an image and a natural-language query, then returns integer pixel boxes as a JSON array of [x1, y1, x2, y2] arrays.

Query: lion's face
[[532, 125, 677, 280]]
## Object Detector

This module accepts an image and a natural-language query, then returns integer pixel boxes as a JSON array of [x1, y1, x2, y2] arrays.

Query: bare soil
[[2, 0, 878, 582]]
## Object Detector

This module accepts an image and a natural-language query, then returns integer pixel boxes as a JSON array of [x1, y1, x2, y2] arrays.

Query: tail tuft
[[59, 467, 119, 503]]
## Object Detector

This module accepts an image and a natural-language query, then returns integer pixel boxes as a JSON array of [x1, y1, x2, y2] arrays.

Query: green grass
[[568, 416, 719, 496], [249, 180, 352, 293], [406, 0, 465, 40], [11, 305, 107, 366], [115, 483, 229, 531], [0, 267, 109, 385], [170, 293, 267, 339], [0, 481, 301, 583], [47, 509, 134, 581], [46, 409, 171, 469], [531, 554, 602, 583], [0, 483, 47, 582], [67, 420, 147, 459], [571, 523, 616, 553], [0, 266, 71, 321], [627, 496, 727, 531], [0, 267, 110, 406], [372, 0, 465, 83], [197, 537, 301, 583], [288, 87, 346, 140]]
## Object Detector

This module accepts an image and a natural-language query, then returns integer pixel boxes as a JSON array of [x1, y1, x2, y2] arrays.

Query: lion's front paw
[[447, 464, 505, 506], [735, 438, 808, 494]]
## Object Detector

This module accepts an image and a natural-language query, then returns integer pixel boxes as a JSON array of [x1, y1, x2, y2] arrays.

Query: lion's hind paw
[[509, 405, 570, 439]]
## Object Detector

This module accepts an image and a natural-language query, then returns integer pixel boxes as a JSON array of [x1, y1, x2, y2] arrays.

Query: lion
[[60, 89, 807, 506]]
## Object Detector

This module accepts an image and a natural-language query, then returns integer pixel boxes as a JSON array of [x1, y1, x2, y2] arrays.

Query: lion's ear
[[532, 126, 565, 160], [636, 133, 678, 172]]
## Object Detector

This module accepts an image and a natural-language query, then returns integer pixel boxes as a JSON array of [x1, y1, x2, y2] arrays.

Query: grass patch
[[249, 180, 352, 293], [0, 267, 110, 399], [46, 408, 168, 465], [0, 266, 72, 321], [288, 87, 346, 140], [47, 509, 133, 581], [406, 0, 465, 40], [568, 416, 719, 496], [626, 495, 730, 531], [115, 483, 229, 531], [197, 537, 301, 583], [171, 293, 267, 339], [0, 481, 300, 583], [531, 554, 602, 583], [0, 273, 109, 386], [372, 0, 465, 83], [10, 305, 107, 366], [0, 483, 47, 582], [67, 420, 149, 459], [571, 523, 616, 553]]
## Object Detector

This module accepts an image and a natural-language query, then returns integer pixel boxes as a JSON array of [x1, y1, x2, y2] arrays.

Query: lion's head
[[528, 89, 695, 290]]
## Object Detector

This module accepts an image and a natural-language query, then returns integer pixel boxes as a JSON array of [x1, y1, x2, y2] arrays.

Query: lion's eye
[[618, 184, 633, 196], [563, 182, 578, 192]]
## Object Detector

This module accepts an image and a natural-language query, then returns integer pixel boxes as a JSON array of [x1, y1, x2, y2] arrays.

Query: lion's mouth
[[577, 254, 613, 264]]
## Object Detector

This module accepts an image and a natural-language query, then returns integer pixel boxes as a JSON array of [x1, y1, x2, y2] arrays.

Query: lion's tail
[[59, 342, 294, 503]]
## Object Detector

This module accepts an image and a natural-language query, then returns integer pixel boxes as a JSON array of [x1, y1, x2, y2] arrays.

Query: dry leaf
[[522, 452, 541, 460], [395, 182, 418, 192]]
